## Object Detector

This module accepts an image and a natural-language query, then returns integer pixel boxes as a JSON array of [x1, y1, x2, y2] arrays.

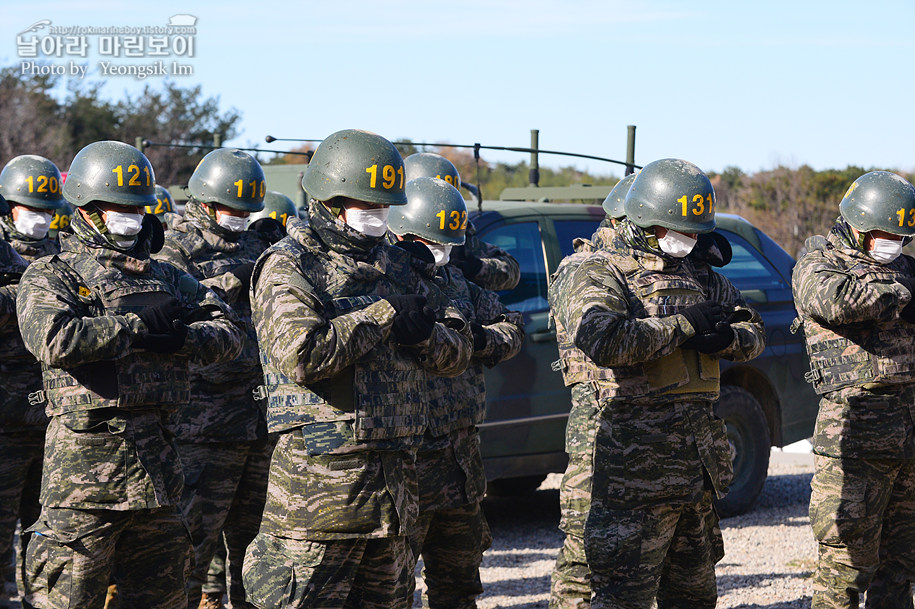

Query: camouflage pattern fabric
[[809, 454, 915, 609], [0, 216, 59, 263], [202, 540, 227, 598], [0, 431, 42, 601], [15, 210, 243, 606], [248, 201, 472, 606], [242, 534, 413, 609], [548, 218, 765, 608], [152, 199, 274, 608], [179, 437, 275, 609], [24, 506, 191, 609], [460, 220, 520, 291], [583, 492, 723, 609], [793, 220, 915, 608]]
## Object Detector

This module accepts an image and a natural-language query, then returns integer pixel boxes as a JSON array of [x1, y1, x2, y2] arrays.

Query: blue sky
[[2, 1, 913, 177]]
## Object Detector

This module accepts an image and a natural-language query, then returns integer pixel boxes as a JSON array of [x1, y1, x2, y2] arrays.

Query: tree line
[[2, 70, 912, 258]]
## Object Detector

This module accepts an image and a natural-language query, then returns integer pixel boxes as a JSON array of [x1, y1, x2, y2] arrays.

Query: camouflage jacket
[[0, 241, 45, 431], [549, 219, 765, 502], [154, 200, 271, 442], [457, 220, 521, 291], [0, 215, 59, 262], [16, 212, 244, 510], [252, 201, 472, 540], [792, 220, 915, 458]]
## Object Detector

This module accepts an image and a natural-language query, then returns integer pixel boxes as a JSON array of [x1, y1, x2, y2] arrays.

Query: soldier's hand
[[248, 218, 285, 244], [136, 297, 183, 335], [896, 278, 915, 323], [450, 246, 483, 279], [470, 322, 488, 352], [395, 240, 434, 264], [678, 301, 726, 336], [383, 294, 427, 316], [682, 322, 735, 354], [229, 262, 255, 290], [392, 306, 436, 345], [133, 321, 188, 353]]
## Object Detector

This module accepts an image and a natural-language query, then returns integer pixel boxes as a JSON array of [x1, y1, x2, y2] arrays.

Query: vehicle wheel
[[486, 474, 547, 497], [713, 385, 771, 518]]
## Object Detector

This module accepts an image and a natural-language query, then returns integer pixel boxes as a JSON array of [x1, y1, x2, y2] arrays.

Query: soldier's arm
[[792, 251, 907, 326], [0, 283, 17, 328], [708, 272, 766, 362], [465, 231, 521, 291], [468, 279, 525, 367], [168, 268, 245, 366], [563, 254, 692, 367], [16, 260, 145, 367], [407, 303, 474, 378], [252, 253, 396, 385]]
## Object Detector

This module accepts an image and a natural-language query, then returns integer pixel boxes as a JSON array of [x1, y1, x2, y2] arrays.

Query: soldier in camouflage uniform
[[550, 159, 765, 609], [792, 171, 915, 608], [548, 172, 636, 609], [15, 140, 245, 609], [404, 153, 520, 291], [243, 129, 473, 609], [389, 177, 525, 608], [152, 149, 281, 609], [0, 157, 64, 608]]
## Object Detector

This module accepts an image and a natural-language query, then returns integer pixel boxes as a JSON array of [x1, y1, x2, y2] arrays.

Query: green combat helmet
[[404, 152, 461, 189], [302, 129, 407, 206], [48, 200, 74, 239], [249, 190, 297, 228], [624, 158, 716, 234], [390, 177, 468, 245], [839, 171, 915, 236], [602, 171, 639, 220], [146, 185, 176, 218], [63, 141, 158, 208], [0, 155, 64, 210], [188, 148, 266, 212]]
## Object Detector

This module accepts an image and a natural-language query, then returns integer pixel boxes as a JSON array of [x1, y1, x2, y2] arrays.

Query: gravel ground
[[414, 449, 818, 609]]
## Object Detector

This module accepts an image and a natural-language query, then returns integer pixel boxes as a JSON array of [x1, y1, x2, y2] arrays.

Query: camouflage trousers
[[242, 533, 413, 609], [408, 427, 490, 609], [551, 385, 601, 609], [0, 430, 44, 599], [178, 436, 274, 609], [583, 492, 723, 609], [24, 505, 192, 609], [202, 537, 227, 596], [810, 454, 915, 609]]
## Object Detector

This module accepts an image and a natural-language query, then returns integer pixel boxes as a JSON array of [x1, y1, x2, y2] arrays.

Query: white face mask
[[344, 206, 389, 237], [13, 208, 52, 239], [427, 243, 453, 267], [216, 212, 249, 232], [657, 229, 697, 258], [869, 237, 903, 264], [105, 210, 145, 237]]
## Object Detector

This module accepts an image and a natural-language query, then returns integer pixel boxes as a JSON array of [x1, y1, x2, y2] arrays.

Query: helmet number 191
[[678, 193, 713, 217], [365, 164, 404, 191]]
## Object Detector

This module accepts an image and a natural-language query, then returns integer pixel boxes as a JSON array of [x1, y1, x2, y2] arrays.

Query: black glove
[[229, 262, 255, 290], [391, 306, 436, 345], [678, 301, 726, 336], [133, 321, 188, 353], [691, 232, 732, 267], [682, 322, 735, 354], [383, 294, 427, 316], [249, 218, 285, 244], [135, 297, 184, 334], [450, 246, 483, 279], [470, 322, 488, 352], [898, 277, 915, 322], [395, 240, 435, 264]]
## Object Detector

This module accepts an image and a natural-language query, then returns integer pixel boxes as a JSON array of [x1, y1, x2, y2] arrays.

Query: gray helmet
[[188, 148, 266, 212], [602, 171, 639, 219], [249, 190, 297, 227], [624, 158, 716, 234], [47, 200, 74, 239], [146, 185, 176, 218], [404, 152, 461, 189], [302, 129, 407, 206], [0, 155, 64, 210], [839, 171, 915, 236], [390, 177, 467, 245], [63, 141, 157, 208]]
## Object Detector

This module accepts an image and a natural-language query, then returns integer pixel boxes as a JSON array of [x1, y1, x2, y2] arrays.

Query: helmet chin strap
[[80, 204, 109, 235]]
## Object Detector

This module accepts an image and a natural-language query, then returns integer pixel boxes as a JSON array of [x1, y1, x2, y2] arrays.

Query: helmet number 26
[[678, 193, 713, 217]]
